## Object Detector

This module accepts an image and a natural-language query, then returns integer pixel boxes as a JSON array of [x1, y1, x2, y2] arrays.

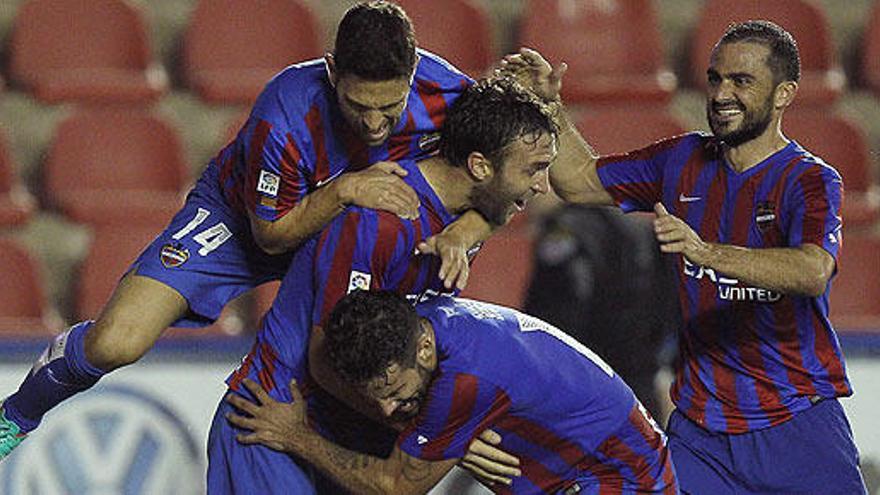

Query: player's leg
[[729, 398, 867, 494], [0, 273, 188, 458], [665, 409, 737, 495], [207, 398, 317, 494]]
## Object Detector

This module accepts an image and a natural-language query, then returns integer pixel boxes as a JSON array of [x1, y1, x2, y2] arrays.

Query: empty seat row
[[6, 0, 880, 105]]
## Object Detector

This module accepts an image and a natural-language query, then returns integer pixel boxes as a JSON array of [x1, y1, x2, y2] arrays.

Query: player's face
[[365, 362, 432, 423], [470, 131, 557, 225], [335, 74, 411, 147], [706, 41, 777, 147]]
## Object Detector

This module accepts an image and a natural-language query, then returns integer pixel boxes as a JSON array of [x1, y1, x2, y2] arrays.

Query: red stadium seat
[[42, 107, 189, 227], [182, 0, 322, 104], [689, 0, 844, 106], [0, 127, 36, 228], [783, 109, 879, 228], [575, 106, 687, 155], [75, 224, 245, 338], [0, 238, 59, 336], [862, 1, 880, 96], [830, 234, 880, 330], [461, 223, 535, 309], [8, 0, 167, 104], [518, 0, 676, 105], [395, 0, 494, 78]]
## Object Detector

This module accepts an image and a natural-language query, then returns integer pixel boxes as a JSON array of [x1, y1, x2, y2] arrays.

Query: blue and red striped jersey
[[399, 297, 676, 495], [206, 49, 470, 222], [226, 159, 459, 401], [596, 132, 851, 434]]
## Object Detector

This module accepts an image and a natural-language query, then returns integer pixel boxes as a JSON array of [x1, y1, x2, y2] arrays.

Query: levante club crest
[[160, 243, 190, 268]]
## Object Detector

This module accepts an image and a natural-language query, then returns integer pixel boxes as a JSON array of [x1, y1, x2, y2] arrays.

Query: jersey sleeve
[[397, 372, 510, 461], [595, 134, 693, 212], [240, 76, 320, 222], [311, 208, 413, 325], [783, 163, 844, 260]]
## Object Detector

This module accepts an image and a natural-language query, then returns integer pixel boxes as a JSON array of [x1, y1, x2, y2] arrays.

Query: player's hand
[[416, 233, 471, 291], [497, 47, 567, 103], [335, 161, 421, 219], [654, 203, 710, 263], [225, 378, 310, 454], [459, 429, 521, 487]]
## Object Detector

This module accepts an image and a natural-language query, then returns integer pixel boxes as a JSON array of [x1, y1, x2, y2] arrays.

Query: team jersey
[[399, 297, 677, 495], [206, 49, 471, 222], [226, 158, 459, 402], [596, 132, 851, 434]]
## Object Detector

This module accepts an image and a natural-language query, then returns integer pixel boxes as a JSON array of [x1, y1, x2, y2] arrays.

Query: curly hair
[[325, 290, 421, 385], [717, 20, 801, 84], [333, 1, 417, 81], [439, 77, 558, 170]]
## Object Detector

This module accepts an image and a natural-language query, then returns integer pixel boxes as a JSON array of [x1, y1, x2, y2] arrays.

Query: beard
[[468, 177, 518, 227], [707, 93, 774, 147]]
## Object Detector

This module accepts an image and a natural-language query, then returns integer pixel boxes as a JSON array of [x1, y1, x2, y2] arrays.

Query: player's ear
[[416, 328, 434, 366], [325, 53, 338, 88], [774, 80, 797, 110], [467, 151, 494, 182]]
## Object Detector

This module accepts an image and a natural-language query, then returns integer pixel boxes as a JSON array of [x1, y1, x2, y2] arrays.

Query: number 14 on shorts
[[172, 207, 233, 256]]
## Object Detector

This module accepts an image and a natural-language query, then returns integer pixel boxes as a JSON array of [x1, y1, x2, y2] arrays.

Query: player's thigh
[[207, 399, 316, 495], [666, 410, 737, 495]]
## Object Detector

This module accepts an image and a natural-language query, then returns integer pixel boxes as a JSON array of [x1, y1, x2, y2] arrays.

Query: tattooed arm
[[226, 379, 457, 495]]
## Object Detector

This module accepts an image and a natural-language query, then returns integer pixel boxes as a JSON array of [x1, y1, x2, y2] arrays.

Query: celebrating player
[[226, 290, 679, 495], [0, 1, 494, 460], [207, 76, 559, 494], [504, 21, 866, 494]]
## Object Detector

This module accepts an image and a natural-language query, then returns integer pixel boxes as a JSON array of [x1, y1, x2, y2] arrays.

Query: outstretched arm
[[227, 379, 457, 495], [251, 161, 421, 255], [499, 48, 614, 206]]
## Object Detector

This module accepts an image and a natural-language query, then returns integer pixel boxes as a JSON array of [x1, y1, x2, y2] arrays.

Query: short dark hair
[[717, 20, 801, 84], [333, 1, 417, 80], [440, 77, 558, 170], [325, 290, 421, 385]]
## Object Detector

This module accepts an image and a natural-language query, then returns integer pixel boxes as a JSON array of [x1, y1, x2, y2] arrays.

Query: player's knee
[[84, 317, 160, 370]]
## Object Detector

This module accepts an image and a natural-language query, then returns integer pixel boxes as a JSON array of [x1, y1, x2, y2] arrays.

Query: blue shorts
[[206, 399, 317, 495], [130, 185, 291, 328], [667, 399, 867, 494]]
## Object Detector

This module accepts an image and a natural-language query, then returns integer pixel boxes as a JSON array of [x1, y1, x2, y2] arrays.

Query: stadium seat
[[0, 238, 58, 336], [518, 0, 676, 105], [395, 0, 494, 78], [42, 107, 189, 227], [8, 0, 167, 104], [75, 224, 245, 337], [862, 0, 880, 96], [182, 0, 322, 104], [461, 223, 535, 309], [575, 106, 687, 155], [689, 0, 844, 106], [783, 109, 879, 227], [830, 234, 880, 330], [0, 127, 36, 228]]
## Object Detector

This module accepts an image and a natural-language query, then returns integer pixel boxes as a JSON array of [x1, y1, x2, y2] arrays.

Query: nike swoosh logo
[[315, 170, 344, 188], [679, 194, 701, 203]]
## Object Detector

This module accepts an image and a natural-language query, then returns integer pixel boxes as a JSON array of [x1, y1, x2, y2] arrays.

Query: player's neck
[[418, 157, 476, 215], [723, 121, 789, 173]]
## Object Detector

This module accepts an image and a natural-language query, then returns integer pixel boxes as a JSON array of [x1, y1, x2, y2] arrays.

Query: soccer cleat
[[0, 405, 27, 461]]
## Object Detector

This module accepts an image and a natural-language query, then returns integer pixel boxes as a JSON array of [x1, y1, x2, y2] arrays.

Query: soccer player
[[504, 21, 867, 494], [225, 290, 679, 495], [207, 77, 559, 494], [0, 1, 488, 460]]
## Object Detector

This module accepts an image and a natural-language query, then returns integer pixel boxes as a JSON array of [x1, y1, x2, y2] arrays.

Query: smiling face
[[469, 131, 557, 225], [334, 73, 411, 147], [706, 41, 778, 147]]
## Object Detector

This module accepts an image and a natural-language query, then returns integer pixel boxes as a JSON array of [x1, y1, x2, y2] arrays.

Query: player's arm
[[417, 209, 493, 290], [227, 379, 457, 495], [250, 161, 420, 255], [653, 203, 836, 296], [499, 48, 614, 206]]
